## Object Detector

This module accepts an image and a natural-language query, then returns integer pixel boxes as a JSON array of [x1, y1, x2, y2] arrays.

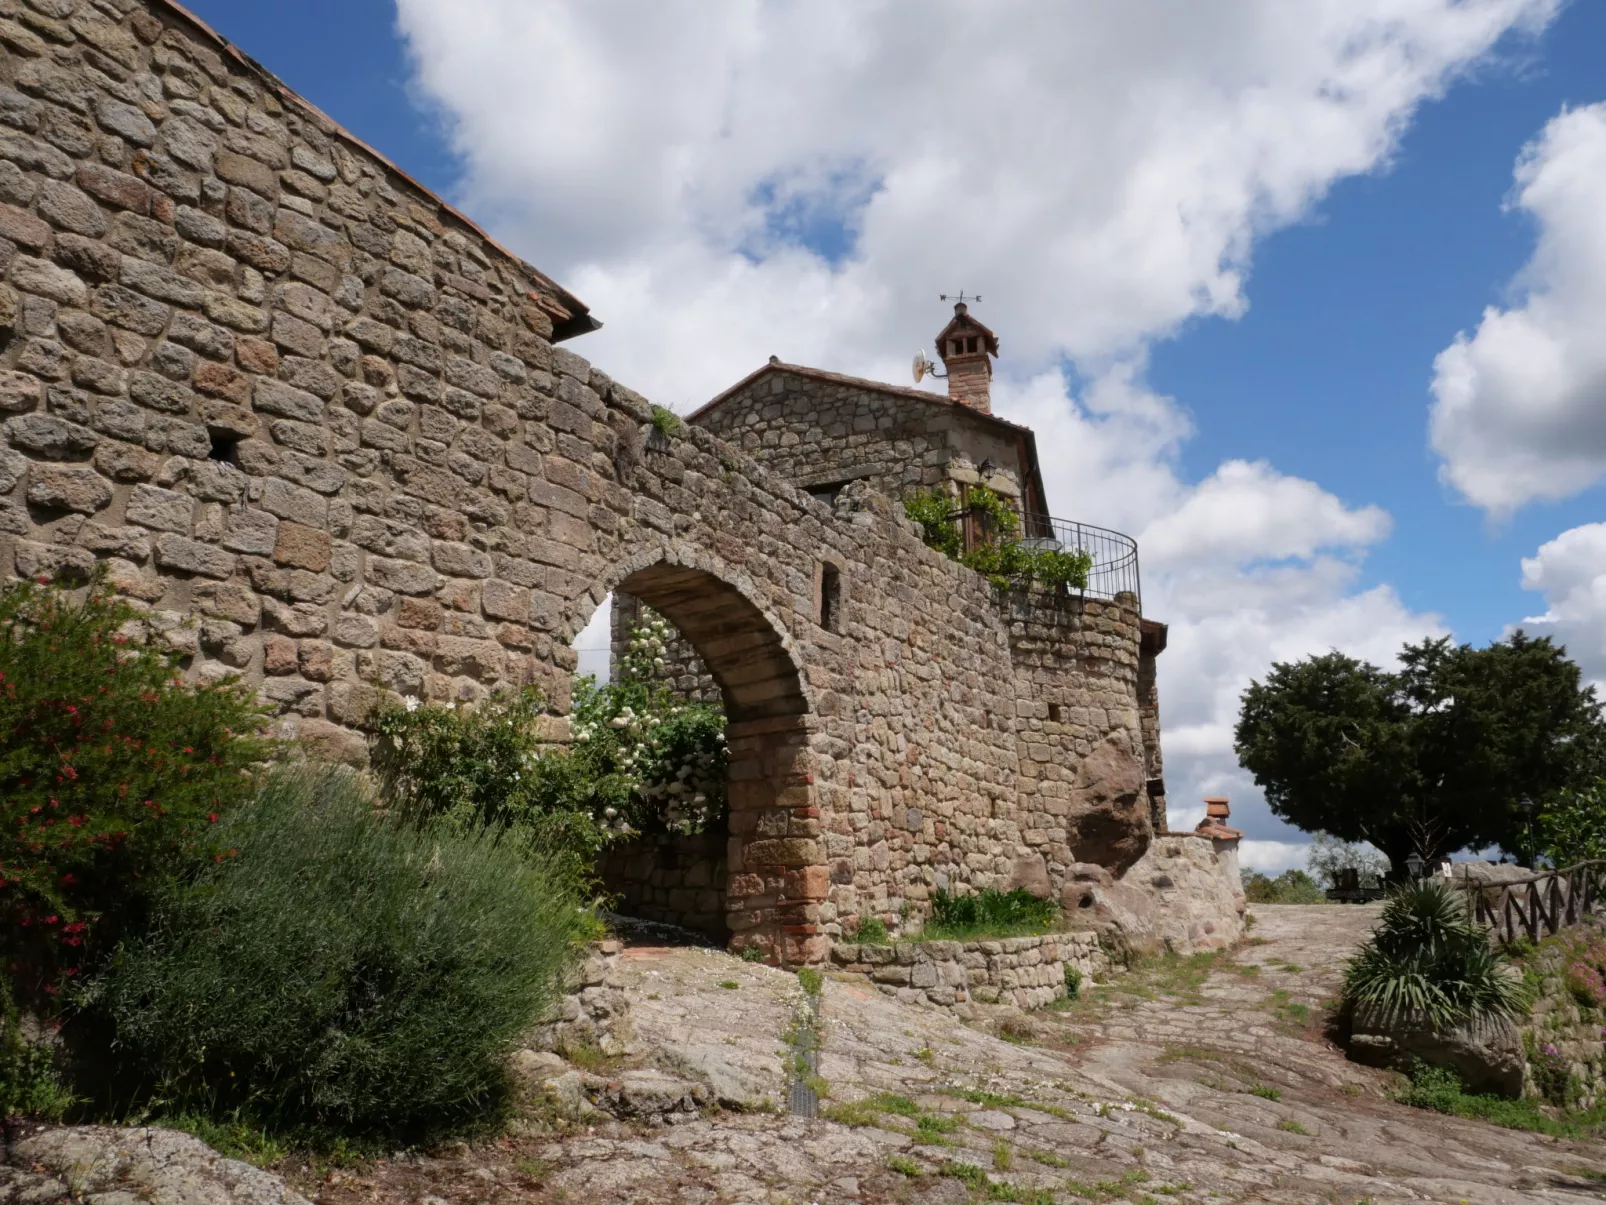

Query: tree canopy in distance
[[1233, 633, 1603, 874]]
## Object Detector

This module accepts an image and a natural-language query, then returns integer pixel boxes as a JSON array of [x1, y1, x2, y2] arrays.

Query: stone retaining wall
[[1060, 833, 1245, 959], [597, 832, 728, 940], [527, 939, 631, 1058], [829, 932, 1106, 1011], [1521, 925, 1606, 1109]]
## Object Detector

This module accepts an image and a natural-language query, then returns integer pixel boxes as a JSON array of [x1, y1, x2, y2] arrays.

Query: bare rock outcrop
[[0, 1127, 308, 1205]]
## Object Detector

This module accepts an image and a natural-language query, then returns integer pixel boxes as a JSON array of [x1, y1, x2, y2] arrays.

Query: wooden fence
[[1460, 860, 1606, 945]]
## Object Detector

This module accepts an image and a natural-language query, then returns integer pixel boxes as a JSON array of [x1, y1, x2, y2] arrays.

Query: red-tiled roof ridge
[[687, 358, 1034, 437], [153, 0, 599, 343]]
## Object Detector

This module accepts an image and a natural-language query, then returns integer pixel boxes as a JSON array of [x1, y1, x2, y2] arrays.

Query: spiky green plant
[[1343, 879, 1527, 1030]]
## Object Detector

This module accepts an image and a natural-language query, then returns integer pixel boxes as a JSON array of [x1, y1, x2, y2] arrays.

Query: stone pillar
[[724, 716, 829, 965]]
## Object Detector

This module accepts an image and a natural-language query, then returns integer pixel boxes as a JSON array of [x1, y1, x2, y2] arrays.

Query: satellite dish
[[912, 350, 930, 384]]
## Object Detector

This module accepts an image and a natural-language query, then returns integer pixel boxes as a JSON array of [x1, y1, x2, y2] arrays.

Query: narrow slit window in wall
[[819, 563, 841, 633]]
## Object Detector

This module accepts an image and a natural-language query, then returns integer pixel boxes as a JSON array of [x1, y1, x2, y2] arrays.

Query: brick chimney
[[935, 301, 998, 413]]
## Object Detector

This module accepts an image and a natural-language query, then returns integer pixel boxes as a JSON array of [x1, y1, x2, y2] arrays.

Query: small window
[[819, 563, 841, 634], [208, 431, 240, 465], [967, 336, 978, 353], [953, 339, 965, 356], [806, 480, 849, 506], [1048, 703, 1063, 723]]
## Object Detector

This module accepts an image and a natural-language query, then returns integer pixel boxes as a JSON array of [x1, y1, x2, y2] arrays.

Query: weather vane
[[939, 291, 981, 305]]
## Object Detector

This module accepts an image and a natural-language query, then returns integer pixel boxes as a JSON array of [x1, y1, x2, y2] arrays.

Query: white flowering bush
[[572, 610, 728, 837], [368, 612, 728, 874]]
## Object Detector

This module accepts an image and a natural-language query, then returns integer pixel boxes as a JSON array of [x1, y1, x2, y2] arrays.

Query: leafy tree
[[1306, 832, 1390, 888], [1234, 633, 1603, 874], [1242, 868, 1326, 904], [1537, 780, 1606, 867]]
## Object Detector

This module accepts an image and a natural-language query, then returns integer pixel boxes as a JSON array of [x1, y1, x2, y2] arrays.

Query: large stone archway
[[582, 554, 821, 964], [0, 0, 1186, 966]]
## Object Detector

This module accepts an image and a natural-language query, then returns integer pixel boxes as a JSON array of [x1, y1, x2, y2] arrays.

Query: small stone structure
[[526, 939, 632, 1058], [0, 0, 1240, 965], [597, 833, 728, 940], [829, 932, 1106, 1011]]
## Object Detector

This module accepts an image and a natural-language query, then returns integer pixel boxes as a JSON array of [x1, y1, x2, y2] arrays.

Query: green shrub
[[1, 982, 72, 1121], [1242, 869, 1326, 904], [1342, 880, 1527, 1030], [902, 486, 1093, 591], [1063, 965, 1082, 998], [853, 916, 889, 945], [0, 575, 272, 1004], [369, 612, 727, 866], [83, 765, 590, 1143], [925, 888, 1058, 941], [1393, 1061, 1606, 1137]]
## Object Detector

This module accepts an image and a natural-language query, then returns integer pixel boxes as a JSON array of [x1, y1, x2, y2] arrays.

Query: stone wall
[[1006, 592, 1151, 891], [0, 0, 1173, 965], [692, 363, 1043, 515], [597, 832, 728, 940], [828, 931, 1105, 1012], [608, 589, 718, 703], [1137, 623, 1166, 832], [1060, 834, 1246, 958], [526, 939, 632, 1058], [1520, 925, 1606, 1109]]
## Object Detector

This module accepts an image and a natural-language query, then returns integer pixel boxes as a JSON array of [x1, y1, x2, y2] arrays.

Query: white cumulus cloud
[[395, 0, 1548, 848], [1431, 102, 1606, 515], [1515, 522, 1606, 692]]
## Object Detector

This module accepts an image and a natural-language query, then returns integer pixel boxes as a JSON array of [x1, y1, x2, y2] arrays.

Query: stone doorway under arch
[[582, 559, 824, 966]]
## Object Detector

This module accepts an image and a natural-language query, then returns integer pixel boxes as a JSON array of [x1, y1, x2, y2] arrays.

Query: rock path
[[291, 905, 1605, 1205]]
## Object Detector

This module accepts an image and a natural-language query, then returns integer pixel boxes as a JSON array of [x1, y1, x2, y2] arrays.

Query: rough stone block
[[26, 463, 111, 512], [273, 521, 332, 571], [125, 483, 194, 533], [154, 533, 235, 579]]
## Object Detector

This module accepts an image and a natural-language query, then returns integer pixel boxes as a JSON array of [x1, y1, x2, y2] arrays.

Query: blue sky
[[1150, 0, 1606, 647], [185, 1, 1606, 867]]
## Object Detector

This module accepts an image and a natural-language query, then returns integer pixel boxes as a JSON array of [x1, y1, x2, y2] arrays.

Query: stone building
[[0, 0, 1237, 965]]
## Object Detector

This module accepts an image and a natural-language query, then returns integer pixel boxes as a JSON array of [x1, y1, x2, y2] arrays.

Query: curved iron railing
[[953, 507, 1141, 608], [1021, 514, 1141, 608]]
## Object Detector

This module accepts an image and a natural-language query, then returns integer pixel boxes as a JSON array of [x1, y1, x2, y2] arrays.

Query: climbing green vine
[[902, 485, 1093, 591]]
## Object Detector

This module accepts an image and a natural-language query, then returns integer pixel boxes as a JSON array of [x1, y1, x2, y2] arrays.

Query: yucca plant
[[1343, 879, 1528, 1031]]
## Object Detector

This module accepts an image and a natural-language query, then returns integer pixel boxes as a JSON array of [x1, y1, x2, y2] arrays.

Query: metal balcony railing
[[956, 508, 1141, 608]]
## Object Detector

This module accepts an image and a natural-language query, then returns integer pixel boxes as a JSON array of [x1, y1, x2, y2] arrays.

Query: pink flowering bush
[[0, 575, 272, 1007], [1563, 936, 1606, 1010]]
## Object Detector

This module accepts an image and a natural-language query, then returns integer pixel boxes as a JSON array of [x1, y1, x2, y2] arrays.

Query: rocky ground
[[9, 906, 1604, 1205]]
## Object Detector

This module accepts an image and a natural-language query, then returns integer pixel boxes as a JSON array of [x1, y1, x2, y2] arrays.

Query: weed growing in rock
[[1248, 1083, 1282, 1100], [1276, 1118, 1311, 1135], [886, 1153, 922, 1177], [852, 915, 890, 944]]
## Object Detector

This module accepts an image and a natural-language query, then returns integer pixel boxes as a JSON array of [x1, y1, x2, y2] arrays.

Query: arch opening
[[571, 560, 822, 965]]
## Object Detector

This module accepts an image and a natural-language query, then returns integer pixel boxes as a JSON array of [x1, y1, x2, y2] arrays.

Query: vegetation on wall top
[[903, 485, 1093, 591]]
